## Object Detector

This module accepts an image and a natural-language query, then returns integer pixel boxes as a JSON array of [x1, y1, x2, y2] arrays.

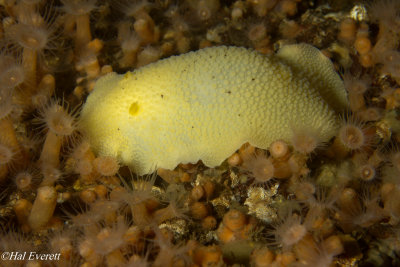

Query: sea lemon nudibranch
[[80, 44, 347, 175]]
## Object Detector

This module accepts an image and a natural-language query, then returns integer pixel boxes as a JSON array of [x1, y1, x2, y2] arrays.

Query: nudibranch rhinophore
[[80, 44, 347, 175]]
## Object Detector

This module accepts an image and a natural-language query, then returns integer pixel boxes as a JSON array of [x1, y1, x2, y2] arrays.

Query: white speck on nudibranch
[[79, 44, 347, 175]]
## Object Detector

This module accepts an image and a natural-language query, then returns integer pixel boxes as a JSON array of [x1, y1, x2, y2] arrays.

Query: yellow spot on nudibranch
[[80, 44, 347, 175], [129, 102, 140, 116]]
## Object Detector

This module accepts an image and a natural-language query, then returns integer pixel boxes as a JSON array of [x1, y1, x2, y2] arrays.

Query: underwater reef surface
[[0, 0, 400, 266]]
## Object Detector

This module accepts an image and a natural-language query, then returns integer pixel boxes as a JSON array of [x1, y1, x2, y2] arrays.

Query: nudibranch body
[[80, 44, 347, 175]]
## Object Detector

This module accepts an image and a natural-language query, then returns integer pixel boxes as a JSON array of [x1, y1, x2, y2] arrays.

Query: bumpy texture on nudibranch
[[80, 44, 347, 175]]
